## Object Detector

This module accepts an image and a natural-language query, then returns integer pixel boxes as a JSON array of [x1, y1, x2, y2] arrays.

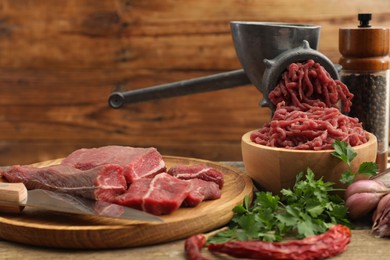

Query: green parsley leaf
[[243, 194, 251, 209], [331, 140, 357, 166], [306, 202, 325, 218], [296, 218, 316, 238], [259, 231, 280, 242], [276, 206, 299, 227], [237, 214, 259, 238], [232, 204, 247, 214], [254, 192, 279, 211], [340, 169, 355, 185], [206, 228, 239, 244], [357, 162, 378, 177]]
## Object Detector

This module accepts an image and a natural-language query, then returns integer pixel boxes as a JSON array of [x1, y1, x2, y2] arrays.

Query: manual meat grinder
[[108, 21, 339, 112]]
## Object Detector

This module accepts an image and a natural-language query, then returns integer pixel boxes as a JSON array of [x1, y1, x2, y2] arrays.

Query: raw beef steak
[[114, 173, 190, 215], [0, 164, 126, 201], [168, 164, 224, 188], [183, 179, 221, 207], [61, 146, 166, 184]]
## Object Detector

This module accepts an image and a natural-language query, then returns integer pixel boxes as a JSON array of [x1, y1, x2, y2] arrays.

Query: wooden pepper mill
[[339, 13, 390, 172]]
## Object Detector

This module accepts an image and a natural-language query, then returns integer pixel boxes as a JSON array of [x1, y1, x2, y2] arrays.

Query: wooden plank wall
[[0, 0, 389, 165]]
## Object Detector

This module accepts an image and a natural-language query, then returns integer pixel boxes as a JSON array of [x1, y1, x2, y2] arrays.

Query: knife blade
[[0, 183, 163, 222]]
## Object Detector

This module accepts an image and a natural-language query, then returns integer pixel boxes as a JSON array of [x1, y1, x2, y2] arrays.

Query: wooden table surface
[[0, 162, 389, 260]]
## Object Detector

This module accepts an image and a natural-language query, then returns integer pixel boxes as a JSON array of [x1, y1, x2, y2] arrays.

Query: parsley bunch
[[208, 140, 377, 244], [208, 169, 350, 243]]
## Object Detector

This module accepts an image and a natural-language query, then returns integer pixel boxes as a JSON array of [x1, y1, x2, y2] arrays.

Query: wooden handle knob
[[339, 27, 390, 70], [0, 183, 27, 213]]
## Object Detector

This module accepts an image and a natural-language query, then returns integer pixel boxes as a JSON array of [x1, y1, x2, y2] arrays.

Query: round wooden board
[[0, 156, 253, 249]]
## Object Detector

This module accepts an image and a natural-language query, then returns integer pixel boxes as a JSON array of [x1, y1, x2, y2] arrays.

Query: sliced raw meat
[[0, 164, 126, 201], [183, 179, 221, 207], [61, 146, 166, 184], [114, 173, 190, 215], [168, 164, 224, 188]]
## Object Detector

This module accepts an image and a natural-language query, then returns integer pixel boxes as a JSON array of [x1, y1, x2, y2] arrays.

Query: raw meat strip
[[268, 59, 354, 113], [61, 146, 166, 184], [0, 164, 126, 201], [168, 164, 224, 188], [183, 179, 221, 207], [250, 102, 367, 150], [114, 173, 190, 215]]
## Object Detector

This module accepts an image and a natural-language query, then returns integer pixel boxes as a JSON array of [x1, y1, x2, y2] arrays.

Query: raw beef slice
[[61, 146, 166, 184], [168, 164, 224, 188], [114, 173, 190, 215], [183, 179, 221, 207], [0, 164, 127, 201]]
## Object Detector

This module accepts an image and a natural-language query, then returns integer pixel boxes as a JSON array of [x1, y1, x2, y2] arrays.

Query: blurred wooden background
[[0, 0, 389, 165]]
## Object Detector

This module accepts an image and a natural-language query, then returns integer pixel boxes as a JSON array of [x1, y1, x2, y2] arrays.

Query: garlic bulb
[[344, 180, 389, 219]]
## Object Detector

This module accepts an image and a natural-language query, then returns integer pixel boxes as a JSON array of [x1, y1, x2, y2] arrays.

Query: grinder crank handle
[[108, 69, 251, 108], [0, 183, 27, 213]]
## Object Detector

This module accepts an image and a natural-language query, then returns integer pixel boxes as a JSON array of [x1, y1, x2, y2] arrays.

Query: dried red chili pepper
[[184, 234, 208, 260], [208, 224, 351, 260]]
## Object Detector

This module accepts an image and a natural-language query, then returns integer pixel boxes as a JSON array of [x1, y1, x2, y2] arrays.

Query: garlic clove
[[372, 194, 390, 222], [375, 224, 390, 237], [346, 192, 384, 219], [372, 193, 390, 236], [372, 207, 390, 237]]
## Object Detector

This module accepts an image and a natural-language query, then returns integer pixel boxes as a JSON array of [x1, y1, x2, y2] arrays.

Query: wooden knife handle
[[0, 183, 27, 213]]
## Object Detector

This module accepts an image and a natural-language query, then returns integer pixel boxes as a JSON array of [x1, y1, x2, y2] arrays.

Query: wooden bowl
[[241, 130, 377, 194]]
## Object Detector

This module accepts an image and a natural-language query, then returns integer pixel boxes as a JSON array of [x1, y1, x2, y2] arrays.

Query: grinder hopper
[[108, 21, 338, 110]]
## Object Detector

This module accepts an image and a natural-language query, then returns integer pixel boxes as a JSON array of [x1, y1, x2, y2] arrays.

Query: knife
[[0, 183, 163, 222]]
